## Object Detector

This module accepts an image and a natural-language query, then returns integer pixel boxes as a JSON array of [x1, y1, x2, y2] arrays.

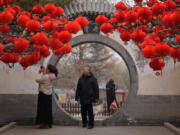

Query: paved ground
[[2, 126, 175, 135]]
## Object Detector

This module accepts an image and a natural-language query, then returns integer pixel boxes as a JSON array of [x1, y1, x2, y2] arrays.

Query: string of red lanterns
[[0, 0, 89, 69], [95, 0, 180, 76]]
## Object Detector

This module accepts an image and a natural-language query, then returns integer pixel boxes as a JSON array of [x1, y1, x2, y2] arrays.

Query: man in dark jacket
[[75, 66, 99, 129]]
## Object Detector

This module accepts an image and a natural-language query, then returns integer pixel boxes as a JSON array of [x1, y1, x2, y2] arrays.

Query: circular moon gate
[[48, 33, 139, 125]]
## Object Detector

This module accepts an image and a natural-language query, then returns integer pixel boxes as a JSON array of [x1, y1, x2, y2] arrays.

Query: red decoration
[[100, 23, 114, 34], [45, 3, 56, 15], [176, 35, 180, 43], [120, 31, 131, 45], [32, 4, 45, 15], [138, 7, 152, 24], [48, 38, 63, 50], [75, 16, 89, 28], [114, 10, 125, 23], [50, 7, 64, 18], [162, 12, 177, 27], [142, 45, 156, 58], [11, 5, 21, 16], [17, 15, 30, 28], [65, 21, 81, 34], [0, 11, 14, 23], [125, 11, 138, 25], [149, 57, 165, 71], [43, 21, 57, 33], [13, 38, 29, 53], [95, 15, 108, 25], [152, 2, 166, 17], [131, 29, 146, 42], [0, 43, 4, 56], [154, 42, 170, 57], [164, 0, 176, 10], [115, 2, 127, 10], [31, 32, 49, 45], [7, 37, 17, 43], [40, 45, 50, 57], [1, 53, 19, 64], [26, 20, 41, 32], [0, 24, 10, 35], [57, 30, 72, 44]]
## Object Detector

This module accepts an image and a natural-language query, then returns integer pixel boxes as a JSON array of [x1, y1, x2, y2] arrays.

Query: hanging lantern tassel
[[126, 50, 128, 56]]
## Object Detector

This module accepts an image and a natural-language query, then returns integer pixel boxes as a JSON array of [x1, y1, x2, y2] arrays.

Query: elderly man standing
[[75, 66, 99, 129]]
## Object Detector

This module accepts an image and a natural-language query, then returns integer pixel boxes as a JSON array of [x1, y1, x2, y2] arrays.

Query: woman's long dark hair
[[47, 64, 58, 77]]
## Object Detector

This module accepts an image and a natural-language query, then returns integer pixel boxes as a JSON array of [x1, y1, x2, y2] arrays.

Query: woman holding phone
[[35, 64, 58, 129]]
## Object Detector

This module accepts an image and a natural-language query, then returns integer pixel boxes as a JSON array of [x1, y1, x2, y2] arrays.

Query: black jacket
[[75, 73, 99, 105], [106, 80, 116, 111]]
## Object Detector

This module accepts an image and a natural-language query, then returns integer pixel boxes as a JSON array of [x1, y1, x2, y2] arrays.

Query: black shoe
[[88, 125, 94, 129], [82, 124, 87, 128]]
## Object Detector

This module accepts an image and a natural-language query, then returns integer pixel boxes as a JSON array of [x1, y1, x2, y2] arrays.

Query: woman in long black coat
[[106, 79, 117, 112]]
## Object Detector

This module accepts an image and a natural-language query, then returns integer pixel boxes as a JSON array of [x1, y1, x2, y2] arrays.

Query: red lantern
[[0, 11, 14, 23], [13, 38, 29, 53], [115, 2, 127, 10], [125, 11, 138, 25], [100, 23, 114, 34], [170, 48, 180, 63], [57, 30, 72, 44], [131, 29, 146, 42], [11, 5, 21, 16], [26, 20, 41, 32], [142, 45, 156, 58], [19, 57, 29, 69], [75, 16, 89, 28], [0, 24, 10, 35], [17, 15, 30, 28], [40, 45, 50, 57], [108, 17, 117, 24], [149, 57, 165, 71], [176, 35, 180, 43], [162, 13, 176, 27], [120, 31, 131, 45], [45, 3, 56, 15], [41, 16, 51, 23], [60, 43, 72, 54], [43, 21, 57, 33], [32, 4, 45, 15], [138, 7, 152, 24], [65, 21, 81, 34], [154, 42, 170, 57], [50, 7, 64, 18], [95, 15, 108, 25], [152, 2, 166, 17], [0, 43, 4, 56], [1, 53, 19, 64], [114, 10, 125, 23], [164, 0, 176, 10], [48, 38, 63, 50], [141, 38, 156, 48], [7, 37, 17, 43], [153, 25, 167, 41], [26, 53, 41, 65], [31, 32, 49, 45]]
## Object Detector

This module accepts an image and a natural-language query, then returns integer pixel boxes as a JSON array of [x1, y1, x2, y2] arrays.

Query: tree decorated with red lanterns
[[96, 0, 180, 76], [0, 0, 89, 69]]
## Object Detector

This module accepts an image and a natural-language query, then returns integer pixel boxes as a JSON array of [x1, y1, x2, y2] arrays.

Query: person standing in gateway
[[75, 66, 99, 129]]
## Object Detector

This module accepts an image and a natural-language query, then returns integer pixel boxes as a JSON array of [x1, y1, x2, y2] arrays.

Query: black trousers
[[36, 92, 53, 125], [81, 104, 94, 126]]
